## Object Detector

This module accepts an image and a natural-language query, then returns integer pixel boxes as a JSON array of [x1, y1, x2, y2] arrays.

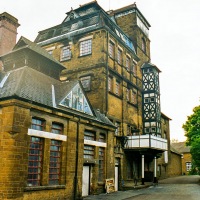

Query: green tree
[[183, 105, 200, 174]]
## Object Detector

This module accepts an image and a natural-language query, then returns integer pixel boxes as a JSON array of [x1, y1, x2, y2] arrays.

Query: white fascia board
[[28, 128, 67, 141], [84, 139, 107, 147]]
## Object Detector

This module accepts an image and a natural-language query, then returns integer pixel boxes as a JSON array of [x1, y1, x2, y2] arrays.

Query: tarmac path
[[84, 175, 200, 200]]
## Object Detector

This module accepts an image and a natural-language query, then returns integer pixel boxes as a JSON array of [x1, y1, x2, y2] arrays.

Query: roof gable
[[62, 10, 80, 23], [59, 82, 93, 116], [171, 142, 191, 153]]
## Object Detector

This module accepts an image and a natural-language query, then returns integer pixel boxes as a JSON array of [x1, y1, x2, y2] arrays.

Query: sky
[[1, 0, 200, 142]]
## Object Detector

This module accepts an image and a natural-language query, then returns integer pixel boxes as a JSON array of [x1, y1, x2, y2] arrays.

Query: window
[[108, 76, 113, 92], [81, 76, 91, 91], [84, 145, 94, 159], [99, 133, 105, 142], [98, 147, 105, 182], [126, 88, 130, 101], [80, 39, 92, 56], [132, 62, 136, 75], [48, 50, 53, 55], [49, 140, 61, 185], [69, 13, 75, 20], [131, 91, 137, 104], [60, 83, 93, 115], [84, 131, 95, 141], [163, 131, 167, 139], [60, 46, 71, 61], [31, 118, 45, 131], [109, 41, 115, 58], [186, 162, 192, 172], [51, 123, 63, 135], [115, 81, 120, 96], [117, 48, 122, 65], [126, 56, 131, 71], [27, 137, 43, 186], [115, 122, 120, 136], [142, 38, 146, 53], [127, 125, 131, 136]]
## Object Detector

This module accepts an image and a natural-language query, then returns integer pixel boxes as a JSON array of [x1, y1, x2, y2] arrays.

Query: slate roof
[[12, 36, 65, 68], [141, 62, 161, 73], [0, 66, 57, 106], [109, 3, 151, 28], [170, 145, 182, 155], [0, 66, 115, 127], [171, 142, 191, 153], [161, 112, 172, 120], [34, 1, 137, 56]]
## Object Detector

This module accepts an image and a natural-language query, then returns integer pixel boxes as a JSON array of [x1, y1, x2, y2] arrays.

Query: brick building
[[171, 142, 192, 175], [0, 1, 172, 199], [35, 0, 169, 188], [168, 145, 182, 177], [0, 29, 115, 200]]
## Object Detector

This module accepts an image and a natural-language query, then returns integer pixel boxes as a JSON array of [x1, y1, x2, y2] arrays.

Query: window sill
[[98, 182, 105, 186], [108, 55, 115, 60], [108, 91, 122, 99], [78, 53, 92, 58], [24, 185, 66, 191], [60, 58, 71, 62], [127, 101, 138, 108]]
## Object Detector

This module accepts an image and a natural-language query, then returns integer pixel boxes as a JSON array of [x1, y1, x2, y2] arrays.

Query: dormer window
[[142, 38, 146, 53], [69, 13, 74, 20]]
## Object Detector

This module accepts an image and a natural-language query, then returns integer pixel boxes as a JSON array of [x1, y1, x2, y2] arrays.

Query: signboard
[[105, 178, 115, 193]]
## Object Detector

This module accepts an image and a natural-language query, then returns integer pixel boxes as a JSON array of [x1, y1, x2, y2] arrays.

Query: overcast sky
[[1, 0, 200, 141]]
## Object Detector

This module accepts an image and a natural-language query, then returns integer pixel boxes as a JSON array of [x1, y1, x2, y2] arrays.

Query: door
[[82, 166, 90, 196], [115, 166, 118, 191]]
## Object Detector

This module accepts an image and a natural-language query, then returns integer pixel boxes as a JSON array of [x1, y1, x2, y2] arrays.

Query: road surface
[[84, 175, 200, 200]]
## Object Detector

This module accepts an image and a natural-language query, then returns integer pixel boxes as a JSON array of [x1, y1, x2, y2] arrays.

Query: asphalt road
[[84, 175, 200, 200]]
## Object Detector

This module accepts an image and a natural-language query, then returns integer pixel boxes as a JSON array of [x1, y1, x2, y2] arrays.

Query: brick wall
[[167, 151, 182, 177], [0, 104, 30, 199], [182, 152, 192, 175]]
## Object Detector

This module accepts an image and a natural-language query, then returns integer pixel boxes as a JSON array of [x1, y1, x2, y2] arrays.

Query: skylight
[[60, 83, 93, 115]]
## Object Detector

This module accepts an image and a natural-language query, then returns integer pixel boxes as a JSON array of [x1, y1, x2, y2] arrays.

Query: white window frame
[[80, 39, 92, 56], [60, 46, 71, 61]]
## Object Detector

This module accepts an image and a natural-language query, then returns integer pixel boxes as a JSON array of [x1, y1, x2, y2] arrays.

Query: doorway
[[82, 165, 90, 196]]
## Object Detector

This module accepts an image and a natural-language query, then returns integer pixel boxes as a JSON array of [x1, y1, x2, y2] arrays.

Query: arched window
[[141, 38, 146, 53]]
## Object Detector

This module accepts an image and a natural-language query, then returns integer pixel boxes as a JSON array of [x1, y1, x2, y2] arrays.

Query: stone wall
[[167, 151, 182, 177]]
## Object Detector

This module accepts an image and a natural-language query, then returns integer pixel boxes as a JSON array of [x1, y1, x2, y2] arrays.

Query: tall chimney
[[0, 12, 20, 56]]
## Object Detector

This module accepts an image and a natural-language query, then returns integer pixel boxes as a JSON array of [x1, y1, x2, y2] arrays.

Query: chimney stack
[[0, 12, 20, 70], [0, 12, 20, 55]]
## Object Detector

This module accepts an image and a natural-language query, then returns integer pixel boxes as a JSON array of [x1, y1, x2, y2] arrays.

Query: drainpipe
[[105, 31, 109, 115], [74, 119, 80, 200]]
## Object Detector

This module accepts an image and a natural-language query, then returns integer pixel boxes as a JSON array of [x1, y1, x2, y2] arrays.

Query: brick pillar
[[0, 105, 31, 199]]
